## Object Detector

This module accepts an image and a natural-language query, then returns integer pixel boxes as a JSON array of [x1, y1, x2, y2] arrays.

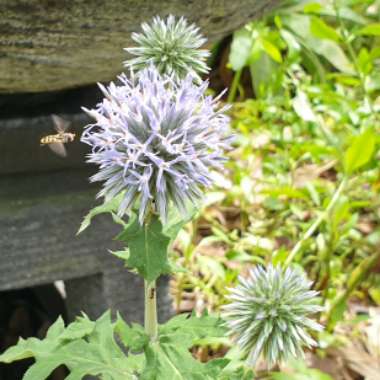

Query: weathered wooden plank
[[0, 169, 173, 323], [0, 0, 280, 93]]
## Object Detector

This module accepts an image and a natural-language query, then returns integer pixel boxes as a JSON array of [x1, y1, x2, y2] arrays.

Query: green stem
[[227, 69, 242, 103], [284, 177, 348, 267], [326, 248, 380, 331], [144, 280, 158, 340]]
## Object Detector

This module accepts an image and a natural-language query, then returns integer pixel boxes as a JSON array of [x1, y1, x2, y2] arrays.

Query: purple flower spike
[[81, 66, 231, 224]]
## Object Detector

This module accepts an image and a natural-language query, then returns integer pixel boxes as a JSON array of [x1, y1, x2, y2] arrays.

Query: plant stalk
[[227, 69, 242, 103], [285, 176, 348, 267], [144, 280, 158, 340]]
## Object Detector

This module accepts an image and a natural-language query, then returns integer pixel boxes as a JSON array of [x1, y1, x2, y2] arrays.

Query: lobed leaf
[[116, 213, 172, 282], [0, 312, 141, 380], [77, 192, 125, 234]]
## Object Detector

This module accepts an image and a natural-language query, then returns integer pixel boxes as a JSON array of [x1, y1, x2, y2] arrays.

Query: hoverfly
[[40, 114, 75, 157]]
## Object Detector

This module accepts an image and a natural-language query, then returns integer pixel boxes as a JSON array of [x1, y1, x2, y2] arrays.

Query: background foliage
[[172, 0, 380, 376]]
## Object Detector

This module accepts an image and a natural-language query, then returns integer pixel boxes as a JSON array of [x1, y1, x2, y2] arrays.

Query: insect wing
[[48, 142, 67, 157], [52, 114, 70, 133]]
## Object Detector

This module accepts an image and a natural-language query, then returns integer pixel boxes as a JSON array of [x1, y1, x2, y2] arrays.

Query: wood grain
[[0, 0, 280, 93]]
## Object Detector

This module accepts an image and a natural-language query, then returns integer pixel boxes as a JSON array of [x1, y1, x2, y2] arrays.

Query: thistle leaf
[[77, 192, 125, 234], [115, 314, 149, 352], [139, 313, 228, 380], [159, 312, 225, 347], [116, 213, 172, 282], [141, 343, 227, 380], [0, 312, 141, 380]]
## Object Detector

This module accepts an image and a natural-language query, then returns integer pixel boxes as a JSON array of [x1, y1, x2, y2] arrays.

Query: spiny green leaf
[[115, 314, 149, 352], [59, 315, 95, 341], [218, 365, 254, 380], [0, 311, 141, 380], [116, 213, 172, 282], [160, 312, 225, 348], [139, 314, 228, 379], [77, 192, 125, 234], [110, 249, 130, 261], [22, 357, 64, 380], [163, 205, 196, 241], [141, 342, 227, 380], [0, 317, 65, 363]]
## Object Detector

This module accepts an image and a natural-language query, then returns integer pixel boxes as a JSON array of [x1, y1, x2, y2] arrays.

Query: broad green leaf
[[303, 3, 322, 14], [261, 38, 282, 62], [283, 14, 354, 74], [310, 17, 340, 42], [358, 23, 380, 36], [77, 192, 125, 234], [315, 40, 354, 74], [116, 213, 172, 282], [327, 298, 347, 329], [321, 7, 368, 24], [229, 28, 252, 71], [343, 128, 376, 174], [249, 51, 281, 98], [369, 288, 380, 305], [280, 29, 301, 58], [357, 48, 372, 75]]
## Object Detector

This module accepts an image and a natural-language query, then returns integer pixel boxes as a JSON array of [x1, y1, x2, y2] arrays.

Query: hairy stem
[[285, 176, 348, 267], [144, 280, 158, 340]]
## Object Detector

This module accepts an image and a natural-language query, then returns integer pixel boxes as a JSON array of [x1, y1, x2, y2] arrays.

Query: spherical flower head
[[81, 66, 231, 224], [124, 15, 210, 81], [222, 265, 323, 367]]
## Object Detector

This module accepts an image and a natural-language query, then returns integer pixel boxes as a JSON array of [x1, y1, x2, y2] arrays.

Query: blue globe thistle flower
[[81, 66, 231, 224], [124, 15, 210, 80], [222, 265, 323, 367]]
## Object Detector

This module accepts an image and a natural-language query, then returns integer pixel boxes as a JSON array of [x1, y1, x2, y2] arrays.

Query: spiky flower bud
[[222, 265, 323, 366], [81, 66, 231, 224], [124, 15, 210, 80]]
